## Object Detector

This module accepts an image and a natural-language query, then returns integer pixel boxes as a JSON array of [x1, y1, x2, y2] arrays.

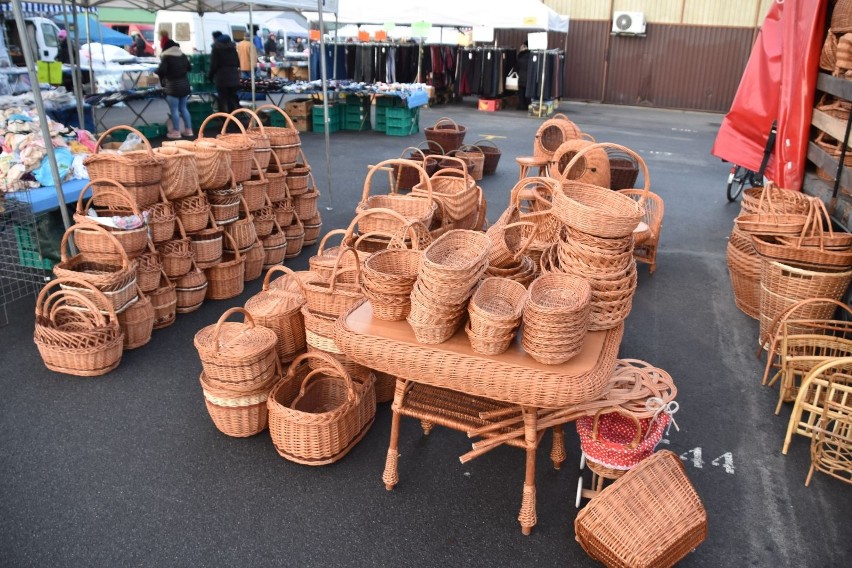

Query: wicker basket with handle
[[144, 193, 177, 246], [245, 265, 307, 362], [262, 217, 288, 268], [357, 159, 437, 235], [199, 367, 276, 438], [256, 104, 301, 167], [84, 125, 164, 208], [284, 216, 305, 259], [202, 112, 256, 183], [472, 139, 501, 175], [242, 237, 265, 282], [72, 179, 149, 259], [190, 211, 223, 269], [424, 117, 467, 153], [204, 233, 245, 300], [411, 155, 478, 224], [286, 149, 311, 195], [393, 146, 439, 191], [148, 269, 177, 329], [175, 258, 208, 314], [173, 188, 211, 234], [265, 149, 289, 203], [302, 247, 364, 319], [456, 144, 485, 181], [118, 284, 154, 349], [157, 217, 193, 279], [166, 139, 231, 191], [241, 156, 269, 213], [153, 145, 199, 200], [230, 107, 272, 172], [534, 113, 582, 160], [135, 241, 163, 294], [222, 196, 258, 251]]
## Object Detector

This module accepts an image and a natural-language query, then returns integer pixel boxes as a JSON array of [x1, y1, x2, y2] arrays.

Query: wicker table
[[335, 301, 623, 534]]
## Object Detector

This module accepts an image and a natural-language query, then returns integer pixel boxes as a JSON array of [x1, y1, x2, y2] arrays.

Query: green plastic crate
[[376, 96, 405, 108], [14, 225, 52, 270], [312, 117, 340, 133], [374, 106, 387, 132], [189, 54, 210, 73], [344, 117, 371, 131], [137, 123, 166, 140], [107, 129, 130, 142], [386, 107, 418, 120], [385, 108, 420, 136]]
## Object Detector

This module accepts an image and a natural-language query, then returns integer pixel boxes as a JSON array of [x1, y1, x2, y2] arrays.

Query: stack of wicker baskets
[[194, 308, 280, 437], [522, 273, 592, 364], [465, 277, 527, 355]]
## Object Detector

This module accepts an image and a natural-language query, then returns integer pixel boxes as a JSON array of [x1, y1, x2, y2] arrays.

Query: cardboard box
[[478, 98, 502, 112], [272, 66, 290, 79], [285, 97, 314, 117], [291, 115, 311, 133], [291, 66, 309, 81]]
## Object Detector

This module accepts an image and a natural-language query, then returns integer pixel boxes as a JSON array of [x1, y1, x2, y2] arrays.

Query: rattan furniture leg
[[550, 425, 566, 470], [516, 156, 550, 180], [520, 408, 538, 535]]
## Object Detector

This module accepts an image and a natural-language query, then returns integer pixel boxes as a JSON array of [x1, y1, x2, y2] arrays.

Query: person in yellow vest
[[236, 35, 257, 80]]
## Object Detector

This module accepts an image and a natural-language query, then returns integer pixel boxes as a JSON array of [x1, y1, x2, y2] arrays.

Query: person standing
[[208, 34, 241, 114], [159, 29, 170, 52], [264, 33, 277, 58], [157, 39, 193, 138], [133, 33, 147, 57], [516, 42, 530, 111], [236, 34, 257, 80]]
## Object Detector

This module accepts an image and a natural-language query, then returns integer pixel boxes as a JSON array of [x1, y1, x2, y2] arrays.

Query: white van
[[2, 16, 61, 64], [154, 10, 273, 54]]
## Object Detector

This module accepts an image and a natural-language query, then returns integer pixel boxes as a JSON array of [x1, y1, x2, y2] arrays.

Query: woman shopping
[[157, 39, 193, 138]]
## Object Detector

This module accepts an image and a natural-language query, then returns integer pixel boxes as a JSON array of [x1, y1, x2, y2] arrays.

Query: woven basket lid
[[245, 289, 304, 317], [194, 307, 276, 358]]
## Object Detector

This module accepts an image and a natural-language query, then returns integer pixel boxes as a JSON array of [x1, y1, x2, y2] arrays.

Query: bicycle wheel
[[727, 165, 747, 202]]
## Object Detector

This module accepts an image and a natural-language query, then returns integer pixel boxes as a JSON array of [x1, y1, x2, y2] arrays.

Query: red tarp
[[712, 0, 827, 191]]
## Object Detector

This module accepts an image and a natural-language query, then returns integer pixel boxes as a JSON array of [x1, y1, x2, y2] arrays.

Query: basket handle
[[173, 216, 188, 240], [294, 366, 358, 404], [46, 290, 109, 328], [361, 158, 433, 206], [94, 125, 155, 156], [508, 176, 560, 209], [249, 155, 267, 182], [565, 143, 649, 205], [256, 104, 297, 130], [210, 306, 255, 355], [317, 228, 348, 255], [230, 107, 265, 133], [222, 231, 242, 261], [287, 351, 352, 392], [76, 179, 141, 217], [60, 222, 130, 268], [346, 207, 412, 245], [400, 146, 427, 161], [458, 144, 484, 156], [433, 117, 460, 132], [262, 264, 303, 293], [329, 246, 361, 293], [501, 221, 538, 257], [418, 139, 445, 155], [432, 154, 469, 180], [552, 113, 571, 121], [196, 112, 246, 140], [579, 132, 596, 142], [36, 277, 113, 321], [591, 408, 643, 449]]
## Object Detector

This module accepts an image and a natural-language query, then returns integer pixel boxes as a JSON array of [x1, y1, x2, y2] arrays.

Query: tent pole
[[250, 2, 256, 108], [94, 11, 106, 66], [318, 0, 333, 210], [60, 0, 84, 131], [83, 6, 94, 94], [333, 13, 338, 80], [10, 0, 71, 232]]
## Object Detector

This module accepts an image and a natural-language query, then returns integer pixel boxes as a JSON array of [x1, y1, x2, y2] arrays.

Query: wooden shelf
[[806, 141, 852, 191], [801, 172, 852, 232], [817, 72, 852, 101]]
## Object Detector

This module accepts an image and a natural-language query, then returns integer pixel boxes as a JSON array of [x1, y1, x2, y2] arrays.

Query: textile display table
[[5, 178, 89, 214], [335, 301, 623, 534]]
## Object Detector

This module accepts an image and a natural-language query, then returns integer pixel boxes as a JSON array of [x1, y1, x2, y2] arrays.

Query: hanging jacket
[[157, 45, 192, 97], [208, 36, 241, 88]]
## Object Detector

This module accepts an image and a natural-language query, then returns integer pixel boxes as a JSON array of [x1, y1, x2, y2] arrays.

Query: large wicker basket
[[165, 139, 231, 191], [231, 107, 272, 172], [72, 180, 149, 259], [202, 112, 256, 183], [205, 233, 245, 300], [84, 125, 164, 208], [153, 145, 199, 200], [245, 265, 307, 362], [256, 104, 301, 167], [357, 159, 437, 235], [424, 117, 467, 153]]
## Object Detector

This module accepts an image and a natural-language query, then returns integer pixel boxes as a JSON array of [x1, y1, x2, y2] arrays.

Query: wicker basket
[[189, 212, 224, 268], [222, 196, 258, 251], [148, 269, 177, 329], [72, 180, 149, 259], [34, 278, 125, 376], [456, 144, 485, 181], [84, 125, 164, 208], [505, 178, 563, 263], [470, 139, 501, 176], [268, 352, 376, 465], [241, 157, 269, 213], [550, 139, 611, 188], [153, 145, 199, 200], [208, 176, 243, 225], [256, 104, 301, 167], [302, 247, 364, 318], [166, 139, 231, 191], [262, 218, 288, 267], [202, 112, 255, 183], [231, 107, 272, 172], [357, 159, 437, 234], [412, 155, 478, 224], [265, 150, 290, 203], [174, 189, 211, 234], [284, 216, 305, 259], [424, 117, 467, 153], [534, 113, 582, 160], [286, 149, 311, 196], [274, 197, 296, 229], [53, 224, 139, 314], [302, 213, 323, 246], [118, 285, 154, 349], [362, 248, 423, 321], [245, 265, 307, 362], [522, 273, 591, 364], [194, 307, 279, 391], [135, 242, 163, 294], [575, 450, 707, 568], [553, 143, 648, 238], [205, 233, 245, 300], [200, 369, 275, 437], [394, 146, 439, 191], [175, 259, 208, 314], [157, 217, 193, 279], [294, 183, 320, 222], [242, 238, 265, 282], [144, 197, 177, 246], [486, 221, 536, 269], [253, 198, 275, 239], [466, 277, 528, 355]]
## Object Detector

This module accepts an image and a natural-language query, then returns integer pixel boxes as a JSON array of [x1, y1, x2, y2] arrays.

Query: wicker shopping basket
[[231, 107, 272, 172], [202, 112, 256, 183], [84, 125, 164, 208], [245, 266, 307, 362], [165, 139, 231, 192], [256, 104, 301, 167], [357, 159, 437, 234], [424, 117, 466, 153], [72, 180, 149, 259], [118, 284, 154, 349], [153, 145, 199, 200], [205, 232, 245, 300]]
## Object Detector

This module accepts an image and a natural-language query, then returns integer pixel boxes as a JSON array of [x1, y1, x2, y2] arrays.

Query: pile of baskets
[[522, 273, 591, 364], [466, 277, 527, 355]]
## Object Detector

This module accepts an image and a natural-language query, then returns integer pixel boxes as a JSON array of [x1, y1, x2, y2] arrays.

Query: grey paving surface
[[2, 100, 851, 567]]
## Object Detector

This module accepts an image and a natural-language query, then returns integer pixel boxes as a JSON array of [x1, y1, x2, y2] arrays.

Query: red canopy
[[712, 0, 827, 190]]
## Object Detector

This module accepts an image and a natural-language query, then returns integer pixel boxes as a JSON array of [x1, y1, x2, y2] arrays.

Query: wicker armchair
[[618, 189, 664, 274], [807, 399, 852, 486]]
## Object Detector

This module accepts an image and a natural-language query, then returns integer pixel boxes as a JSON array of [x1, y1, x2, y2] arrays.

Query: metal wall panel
[[613, 0, 683, 24], [603, 24, 754, 111], [547, 0, 610, 20], [542, 0, 574, 17], [682, 0, 760, 27]]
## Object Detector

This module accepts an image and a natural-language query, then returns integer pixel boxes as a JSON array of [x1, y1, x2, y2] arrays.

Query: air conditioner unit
[[612, 11, 646, 35]]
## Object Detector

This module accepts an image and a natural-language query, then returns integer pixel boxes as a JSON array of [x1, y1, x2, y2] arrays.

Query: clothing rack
[[528, 49, 564, 117]]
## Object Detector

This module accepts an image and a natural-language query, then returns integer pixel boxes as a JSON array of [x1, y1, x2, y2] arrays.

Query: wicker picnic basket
[[465, 277, 528, 356], [199, 367, 276, 438], [727, 228, 761, 319], [284, 215, 305, 259], [740, 182, 813, 216], [777, 198, 852, 251], [394, 146, 439, 191], [577, 409, 670, 472], [262, 218, 288, 267], [190, 212, 224, 269], [574, 450, 707, 568], [472, 139, 501, 175], [242, 238, 265, 282], [735, 185, 811, 236], [166, 139, 231, 191], [256, 104, 301, 167], [245, 266, 307, 362], [157, 217, 193, 279], [241, 157, 269, 213], [425, 117, 467, 153], [362, 248, 423, 321], [202, 112, 255, 183], [522, 273, 592, 364], [265, 150, 290, 203], [553, 143, 648, 238], [135, 242, 163, 294], [174, 258, 208, 313], [205, 233, 245, 300], [148, 269, 177, 329], [607, 147, 641, 190], [194, 307, 278, 391], [302, 213, 323, 246], [231, 108, 272, 172], [34, 278, 125, 376], [550, 139, 611, 188], [222, 196, 257, 251], [173, 189, 211, 234], [84, 126, 164, 208], [72, 180, 149, 259], [286, 150, 311, 196], [302, 247, 364, 319], [456, 144, 485, 181], [534, 113, 582, 160], [117, 284, 154, 349], [153, 145, 199, 200], [144, 195, 177, 246], [53, 224, 139, 314], [268, 352, 376, 465], [357, 159, 437, 234]]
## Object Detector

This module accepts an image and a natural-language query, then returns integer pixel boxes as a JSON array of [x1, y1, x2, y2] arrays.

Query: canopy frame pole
[[318, 0, 333, 210], [250, 2, 256, 108], [60, 0, 84, 131], [10, 0, 72, 232], [83, 4, 94, 94]]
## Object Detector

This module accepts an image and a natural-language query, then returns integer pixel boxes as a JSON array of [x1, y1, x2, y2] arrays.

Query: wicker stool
[[515, 156, 549, 180]]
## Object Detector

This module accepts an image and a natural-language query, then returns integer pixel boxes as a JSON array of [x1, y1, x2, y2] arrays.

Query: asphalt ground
[[1, 99, 851, 567]]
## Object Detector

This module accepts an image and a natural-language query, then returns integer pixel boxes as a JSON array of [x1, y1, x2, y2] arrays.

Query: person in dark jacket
[[516, 42, 530, 111], [264, 33, 278, 58], [132, 33, 147, 57], [208, 34, 241, 114], [157, 39, 193, 138]]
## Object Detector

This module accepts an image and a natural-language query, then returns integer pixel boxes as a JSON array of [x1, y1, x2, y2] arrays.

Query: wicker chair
[[618, 189, 664, 274], [782, 357, 852, 455], [759, 299, 852, 415], [807, 399, 852, 486]]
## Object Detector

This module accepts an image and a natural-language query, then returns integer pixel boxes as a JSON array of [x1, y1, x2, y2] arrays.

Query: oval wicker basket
[[357, 159, 437, 234], [231, 107, 272, 172], [84, 125, 164, 208], [72, 179, 149, 259], [166, 139, 231, 191], [424, 117, 466, 153]]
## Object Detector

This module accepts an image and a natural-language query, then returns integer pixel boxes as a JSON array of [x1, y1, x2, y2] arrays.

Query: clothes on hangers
[[525, 49, 564, 100]]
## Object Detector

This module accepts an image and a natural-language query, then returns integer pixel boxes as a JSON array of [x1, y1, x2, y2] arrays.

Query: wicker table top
[[335, 301, 623, 409]]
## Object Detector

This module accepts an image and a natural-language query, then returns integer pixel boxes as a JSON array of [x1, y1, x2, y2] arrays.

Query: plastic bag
[[118, 133, 144, 152], [32, 147, 73, 186]]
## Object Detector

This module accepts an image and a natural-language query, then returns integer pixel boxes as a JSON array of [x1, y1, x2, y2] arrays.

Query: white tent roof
[[4, 1, 335, 15], [305, 0, 568, 32]]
